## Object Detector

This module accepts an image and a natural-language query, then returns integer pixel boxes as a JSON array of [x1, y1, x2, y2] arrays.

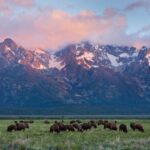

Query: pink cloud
[[0, 9, 128, 50], [0, 8, 150, 50]]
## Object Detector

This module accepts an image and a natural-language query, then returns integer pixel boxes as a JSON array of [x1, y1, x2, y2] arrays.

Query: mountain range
[[0, 38, 150, 115]]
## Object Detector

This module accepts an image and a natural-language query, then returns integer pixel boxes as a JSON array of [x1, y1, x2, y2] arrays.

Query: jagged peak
[[3, 38, 17, 50]]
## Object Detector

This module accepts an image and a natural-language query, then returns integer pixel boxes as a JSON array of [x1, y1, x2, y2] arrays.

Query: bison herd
[[49, 119, 144, 134], [7, 120, 34, 132], [7, 119, 144, 134]]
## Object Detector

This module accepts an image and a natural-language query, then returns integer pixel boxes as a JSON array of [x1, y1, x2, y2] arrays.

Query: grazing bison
[[104, 122, 117, 131], [72, 123, 83, 132], [58, 123, 67, 132], [97, 120, 104, 125], [81, 123, 91, 131], [16, 123, 26, 131], [104, 122, 111, 129], [90, 122, 97, 128], [98, 120, 109, 126], [130, 123, 144, 132], [24, 123, 29, 129], [110, 123, 117, 131], [130, 123, 136, 131], [70, 120, 76, 124], [119, 124, 128, 133], [7, 124, 17, 132], [135, 124, 144, 132], [66, 125, 75, 132], [50, 124, 60, 133]]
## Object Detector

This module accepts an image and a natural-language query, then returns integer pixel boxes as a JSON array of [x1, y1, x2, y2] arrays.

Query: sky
[[0, 0, 150, 50]]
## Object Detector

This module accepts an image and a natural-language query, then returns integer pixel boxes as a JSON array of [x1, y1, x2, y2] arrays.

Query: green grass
[[0, 119, 150, 150]]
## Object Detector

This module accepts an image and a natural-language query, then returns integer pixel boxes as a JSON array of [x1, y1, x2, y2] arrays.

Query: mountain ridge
[[0, 38, 150, 115]]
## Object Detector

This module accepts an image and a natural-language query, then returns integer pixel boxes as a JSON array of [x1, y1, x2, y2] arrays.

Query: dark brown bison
[[110, 123, 117, 131], [58, 123, 67, 132], [97, 120, 104, 125], [104, 122, 117, 131], [72, 123, 83, 132], [135, 124, 144, 132], [24, 123, 29, 129], [98, 120, 109, 125], [130, 123, 144, 132], [70, 120, 76, 124], [130, 123, 136, 131], [7, 124, 17, 132], [66, 125, 75, 132], [81, 123, 91, 131], [104, 122, 111, 129], [119, 124, 128, 133], [16, 123, 26, 131], [50, 124, 60, 133]]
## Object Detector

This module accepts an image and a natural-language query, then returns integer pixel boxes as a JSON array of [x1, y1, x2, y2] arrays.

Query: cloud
[[0, 8, 128, 49], [125, 0, 150, 11], [0, 7, 150, 50]]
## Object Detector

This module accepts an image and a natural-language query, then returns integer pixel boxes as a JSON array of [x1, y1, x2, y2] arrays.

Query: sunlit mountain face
[[0, 0, 150, 114], [0, 38, 150, 115]]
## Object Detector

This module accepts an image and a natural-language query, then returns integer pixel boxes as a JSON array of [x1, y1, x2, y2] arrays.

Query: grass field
[[0, 119, 150, 150]]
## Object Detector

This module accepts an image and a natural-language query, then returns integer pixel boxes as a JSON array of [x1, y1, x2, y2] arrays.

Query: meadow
[[0, 119, 150, 150]]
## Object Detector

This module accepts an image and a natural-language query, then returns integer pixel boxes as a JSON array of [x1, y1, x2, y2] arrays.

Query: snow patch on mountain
[[34, 48, 46, 54], [31, 63, 47, 70], [49, 55, 65, 70], [107, 53, 122, 67], [146, 50, 150, 65], [120, 53, 130, 58], [76, 51, 94, 69]]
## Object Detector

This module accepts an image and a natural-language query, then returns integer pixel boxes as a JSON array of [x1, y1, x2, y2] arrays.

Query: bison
[[130, 123, 144, 132], [81, 123, 91, 131], [7, 124, 17, 132], [66, 125, 75, 132], [70, 120, 76, 124], [119, 124, 128, 133], [50, 124, 60, 133], [104, 122, 117, 131], [15, 123, 26, 131], [135, 124, 144, 132], [72, 123, 83, 132], [58, 123, 67, 132]]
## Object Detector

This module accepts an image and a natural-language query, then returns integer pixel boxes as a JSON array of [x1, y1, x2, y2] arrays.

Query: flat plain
[[0, 119, 150, 150]]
